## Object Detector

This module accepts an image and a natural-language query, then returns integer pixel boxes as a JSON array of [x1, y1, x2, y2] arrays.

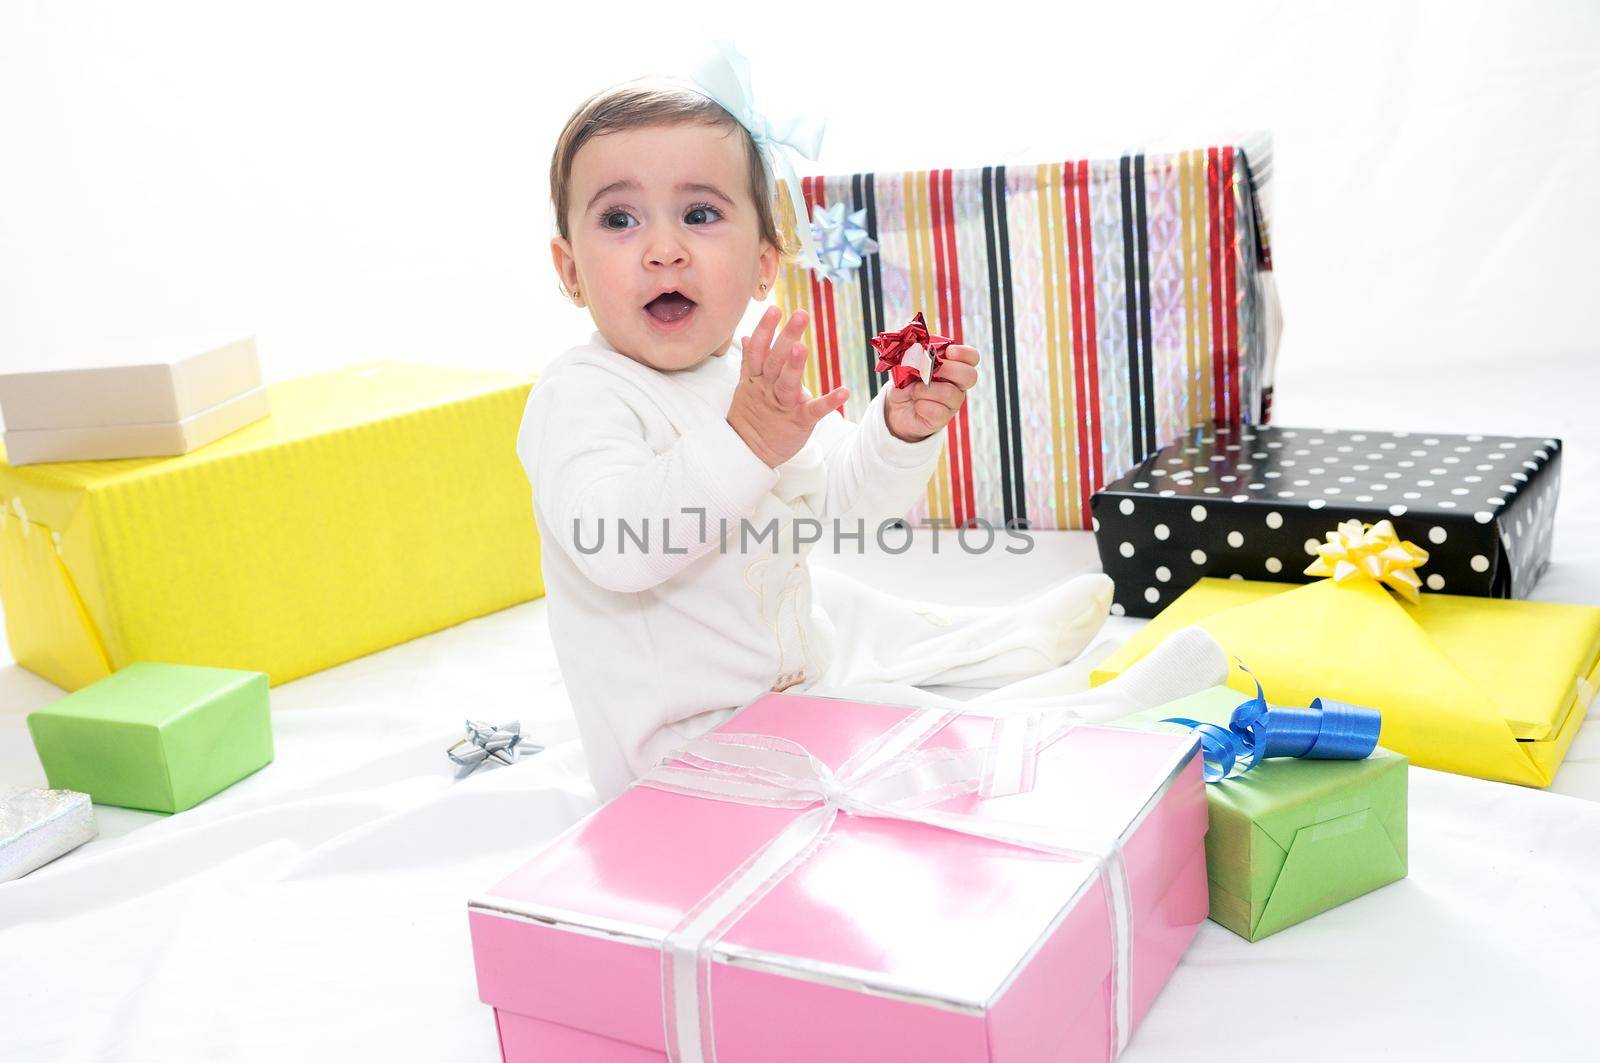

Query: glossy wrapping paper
[[468, 692, 1209, 1062], [0, 786, 96, 882], [774, 137, 1279, 531]]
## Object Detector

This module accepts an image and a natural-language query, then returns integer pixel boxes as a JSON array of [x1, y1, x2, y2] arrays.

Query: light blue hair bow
[[686, 39, 826, 270]]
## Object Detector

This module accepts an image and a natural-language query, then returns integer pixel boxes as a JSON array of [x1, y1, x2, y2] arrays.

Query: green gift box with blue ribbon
[[27, 662, 273, 813], [1115, 684, 1407, 941]]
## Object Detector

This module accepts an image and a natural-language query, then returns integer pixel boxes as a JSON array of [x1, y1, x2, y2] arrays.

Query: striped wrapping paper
[[776, 141, 1280, 531]]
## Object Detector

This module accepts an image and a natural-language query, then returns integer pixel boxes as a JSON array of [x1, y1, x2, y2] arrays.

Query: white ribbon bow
[[685, 39, 827, 271], [639, 705, 1136, 1063]]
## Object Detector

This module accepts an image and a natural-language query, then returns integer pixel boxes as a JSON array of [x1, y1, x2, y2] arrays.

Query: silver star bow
[[809, 202, 879, 286], [447, 719, 536, 778]]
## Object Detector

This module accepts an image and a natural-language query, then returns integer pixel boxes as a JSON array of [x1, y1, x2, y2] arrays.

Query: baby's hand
[[727, 307, 849, 468], [884, 344, 981, 443]]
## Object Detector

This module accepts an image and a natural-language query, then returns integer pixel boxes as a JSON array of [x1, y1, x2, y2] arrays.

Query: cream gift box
[[468, 691, 1210, 1062], [0, 336, 268, 464]]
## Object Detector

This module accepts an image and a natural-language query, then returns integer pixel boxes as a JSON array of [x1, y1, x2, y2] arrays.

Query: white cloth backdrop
[[2, 357, 1598, 1060], [4, 1, 1600, 1059], [0, 1, 1596, 382]]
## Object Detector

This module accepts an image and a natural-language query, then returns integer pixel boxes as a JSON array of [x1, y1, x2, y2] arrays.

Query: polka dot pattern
[[1088, 425, 1562, 617]]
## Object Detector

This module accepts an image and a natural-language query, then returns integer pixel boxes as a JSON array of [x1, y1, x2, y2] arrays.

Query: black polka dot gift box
[[1089, 425, 1562, 618]]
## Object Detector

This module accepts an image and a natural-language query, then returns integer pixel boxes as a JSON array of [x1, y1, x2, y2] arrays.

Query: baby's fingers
[[773, 341, 810, 406], [931, 360, 978, 392], [802, 386, 850, 423], [917, 379, 967, 411], [764, 309, 810, 380], [741, 305, 781, 380], [941, 344, 981, 368]]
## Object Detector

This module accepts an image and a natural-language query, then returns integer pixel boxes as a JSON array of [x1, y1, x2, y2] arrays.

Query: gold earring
[[760, 283, 769, 293]]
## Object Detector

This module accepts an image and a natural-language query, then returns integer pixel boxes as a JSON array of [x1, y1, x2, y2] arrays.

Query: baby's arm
[[806, 387, 945, 523], [518, 374, 777, 593]]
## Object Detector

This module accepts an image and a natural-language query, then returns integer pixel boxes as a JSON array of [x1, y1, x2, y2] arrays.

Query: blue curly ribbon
[[809, 201, 879, 285], [1162, 671, 1381, 783]]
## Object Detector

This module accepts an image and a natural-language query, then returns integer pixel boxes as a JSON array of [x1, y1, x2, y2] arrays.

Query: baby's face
[[554, 122, 778, 371]]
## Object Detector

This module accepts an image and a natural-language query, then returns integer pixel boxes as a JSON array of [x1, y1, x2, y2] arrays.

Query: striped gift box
[[776, 140, 1280, 531]]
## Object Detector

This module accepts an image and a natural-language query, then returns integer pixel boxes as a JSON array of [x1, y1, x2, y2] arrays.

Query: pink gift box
[[468, 692, 1208, 1062]]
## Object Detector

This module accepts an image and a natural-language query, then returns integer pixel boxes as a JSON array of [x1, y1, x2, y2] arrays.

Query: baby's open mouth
[[644, 290, 697, 325]]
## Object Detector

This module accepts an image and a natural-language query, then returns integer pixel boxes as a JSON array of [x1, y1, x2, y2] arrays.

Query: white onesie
[[518, 330, 951, 800]]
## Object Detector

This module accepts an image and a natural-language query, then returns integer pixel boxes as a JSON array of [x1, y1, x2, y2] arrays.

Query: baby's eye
[[685, 203, 723, 225], [599, 210, 637, 230]]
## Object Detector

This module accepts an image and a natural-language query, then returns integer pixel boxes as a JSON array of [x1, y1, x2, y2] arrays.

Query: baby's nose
[[646, 241, 689, 268]]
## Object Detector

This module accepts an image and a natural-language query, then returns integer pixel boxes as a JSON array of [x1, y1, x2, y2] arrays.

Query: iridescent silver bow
[[809, 201, 879, 286], [447, 720, 534, 778]]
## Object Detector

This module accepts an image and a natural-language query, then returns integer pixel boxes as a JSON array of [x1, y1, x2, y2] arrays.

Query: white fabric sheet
[[3, 356, 1599, 1059]]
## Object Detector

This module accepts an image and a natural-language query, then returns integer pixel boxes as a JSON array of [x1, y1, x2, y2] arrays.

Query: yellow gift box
[[0, 362, 542, 691], [1092, 576, 1600, 788]]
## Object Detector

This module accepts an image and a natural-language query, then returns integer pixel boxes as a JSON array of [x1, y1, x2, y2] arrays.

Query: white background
[[5, 7, 1600, 1058], [1, 0, 1596, 391]]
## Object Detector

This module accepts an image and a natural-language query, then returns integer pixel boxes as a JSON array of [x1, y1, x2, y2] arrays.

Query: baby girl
[[519, 49, 1207, 800]]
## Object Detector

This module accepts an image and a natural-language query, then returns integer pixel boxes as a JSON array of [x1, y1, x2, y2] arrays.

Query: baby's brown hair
[[549, 79, 792, 256]]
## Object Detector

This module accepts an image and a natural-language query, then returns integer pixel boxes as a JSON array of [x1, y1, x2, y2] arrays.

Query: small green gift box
[[1115, 685, 1407, 941], [27, 662, 273, 813]]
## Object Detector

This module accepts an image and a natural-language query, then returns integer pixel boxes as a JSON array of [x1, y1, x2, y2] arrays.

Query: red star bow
[[870, 311, 953, 388]]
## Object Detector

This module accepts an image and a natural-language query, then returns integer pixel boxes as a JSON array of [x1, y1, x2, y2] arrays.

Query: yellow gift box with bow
[[0, 362, 543, 692], [1093, 520, 1600, 787]]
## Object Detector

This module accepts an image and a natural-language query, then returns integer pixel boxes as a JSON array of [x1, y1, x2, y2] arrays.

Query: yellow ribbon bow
[[1304, 518, 1431, 604]]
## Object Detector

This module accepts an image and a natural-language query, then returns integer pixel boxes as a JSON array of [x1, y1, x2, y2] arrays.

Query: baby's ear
[[756, 238, 781, 296], [551, 237, 582, 301], [551, 236, 577, 285]]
